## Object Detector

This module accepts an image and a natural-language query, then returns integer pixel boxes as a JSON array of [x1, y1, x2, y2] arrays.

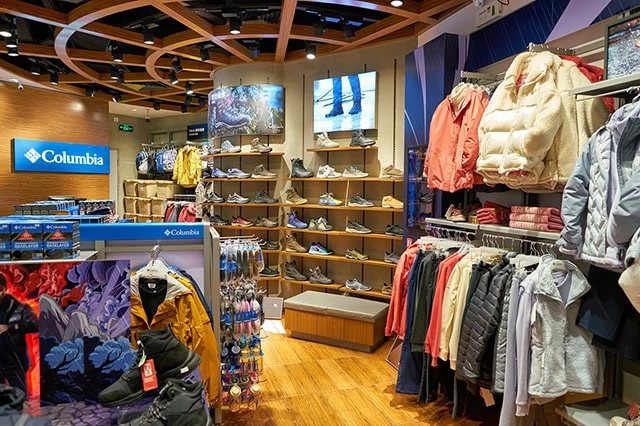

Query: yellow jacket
[[130, 271, 220, 407], [172, 146, 202, 188]]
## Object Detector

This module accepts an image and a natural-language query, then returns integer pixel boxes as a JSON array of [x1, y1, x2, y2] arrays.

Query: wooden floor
[[221, 320, 481, 426]]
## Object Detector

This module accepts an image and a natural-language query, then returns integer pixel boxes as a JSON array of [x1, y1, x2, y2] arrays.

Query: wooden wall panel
[[0, 83, 109, 215]]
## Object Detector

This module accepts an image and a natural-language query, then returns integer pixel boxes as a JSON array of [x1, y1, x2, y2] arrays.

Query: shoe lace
[[122, 348, 145, 379], [142, 384, 174, 421]]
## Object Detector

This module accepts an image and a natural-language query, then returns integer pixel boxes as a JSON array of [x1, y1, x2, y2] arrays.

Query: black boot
[[98, 326, 200, 407]]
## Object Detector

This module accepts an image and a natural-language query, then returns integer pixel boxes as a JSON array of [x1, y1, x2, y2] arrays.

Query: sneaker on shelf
[[285, 234, 307, 253], [232, 216, 254, 227], [445, 204, 467, 222], [319, 192, 343, 206], [202, 168, 212, 179], [260, 266, 280, 277], [254, 191, 278, 204], [308, 217, 333, 231], [255, 217, 278, 228], [285, 187, 308, 205], [250, 137, 273, 153], [309, 266, 333, 284], [381, 165, 404, 178], [212, 167, 228, 178], [221, 140, 241, 153], [227, 193, 249, 204], [317, 165, 342, 179], [291, 158, 314, 178], [385, 224, 403, 236], [342, 166, 369, 178], [252, 164, 277, 178], [315, 132, 340, 148], [308, 218, 319, 231], [207, 192, 224, 203], [309, 242, 333, 256], [384, 251, 400, 264], [121, 379, 210, 426], [260, 240, 280, 250], [211, 214, 230, 225], [345, 278, 371, 291], [348, 194, 374, 207], [346, 220, 372, 234], [287, 212, 308, 229], [345, 248, 370, 261], [98, 326, 201, 407], [382, 195, 404, 209], [205, 145, 221, 155], [227, 168, 251, 179], [350, 130, 376, 147], [284, 260, 307, 281], [381, 283, 393, 295]]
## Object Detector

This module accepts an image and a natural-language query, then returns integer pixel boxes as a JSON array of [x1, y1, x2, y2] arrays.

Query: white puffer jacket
[[620, 228, 640, 313]]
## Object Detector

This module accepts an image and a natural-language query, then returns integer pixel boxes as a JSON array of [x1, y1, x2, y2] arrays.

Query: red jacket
[[560, 55, 614, 114], [385, 243, 422, 338], [424, 87, 488, 192]]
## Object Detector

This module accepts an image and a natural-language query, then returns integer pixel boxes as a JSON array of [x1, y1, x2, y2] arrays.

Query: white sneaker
[[342, 166, 368, 178], [317, 165, 341, 178], [316, 132, 339, 148], [221, 140, 241, 153]]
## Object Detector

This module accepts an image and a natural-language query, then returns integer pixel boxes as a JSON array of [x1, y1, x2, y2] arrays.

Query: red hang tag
[[140, 359, 158, 392]]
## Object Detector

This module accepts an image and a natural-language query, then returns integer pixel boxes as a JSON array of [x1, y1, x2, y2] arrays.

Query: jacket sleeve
[[8, 302, 38, 334], [557, 139, 592, 253], [608, 169, 640, 249], [462, 93, 489, 174], [515, 277, 534, 417]]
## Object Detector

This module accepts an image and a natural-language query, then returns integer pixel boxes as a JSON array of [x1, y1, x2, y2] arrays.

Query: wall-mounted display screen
[[208, 84, 284, 138], [605, 12, 640, 79], [313, 71, 377, 133]]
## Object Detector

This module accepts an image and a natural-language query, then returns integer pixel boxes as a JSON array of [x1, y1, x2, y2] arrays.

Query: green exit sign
[[119, 124, 133, 132]]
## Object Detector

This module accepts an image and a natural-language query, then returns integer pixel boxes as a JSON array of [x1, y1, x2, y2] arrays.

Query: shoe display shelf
[[283, 145, 404, 302]]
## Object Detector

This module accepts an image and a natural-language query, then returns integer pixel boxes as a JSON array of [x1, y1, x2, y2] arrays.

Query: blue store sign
[[13, 139, 110, 174]]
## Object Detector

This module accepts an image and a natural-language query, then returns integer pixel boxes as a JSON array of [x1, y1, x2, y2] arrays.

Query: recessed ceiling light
[[390, 0, 403, 7]]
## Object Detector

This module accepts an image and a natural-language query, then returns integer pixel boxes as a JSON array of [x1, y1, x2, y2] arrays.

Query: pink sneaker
[[232, 216, 254, 227]]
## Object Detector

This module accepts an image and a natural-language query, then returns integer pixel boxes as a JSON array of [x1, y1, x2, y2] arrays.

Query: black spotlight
[[30, 63, 41, 76], [117, 71, 125, 84], [169, 70, 179, 85], [50, 72, 59, 85], [0, 17, 13, 38], [112, 43, 123, 62], [171, 56, 183, 73], [143, 27, 154, 45], [110, 65, 120, 80], [181, 104, 187, 113], [7, 46, 18, 57], [199, 97, 206, 107], [5, 35, 17, 49], [305, 43, 316, 60], [248, 43, 260, 58], [153, 101, 161, 111], [200, 46, 210, 61], [86, 87, 95, 97], [185, 81, 194, 95], [343, 23, 355, 40], [229, 17, 242, 35], [112, 94, 121, 103], [313, 17, 325, 37], [185, 94, 192, 107]]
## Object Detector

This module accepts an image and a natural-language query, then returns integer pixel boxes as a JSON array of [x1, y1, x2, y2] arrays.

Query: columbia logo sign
[[163, 228, 201, 237], [13, 139, 110, 174]]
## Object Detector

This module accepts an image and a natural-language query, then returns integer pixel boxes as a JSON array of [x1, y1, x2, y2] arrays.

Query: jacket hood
[[606, 98, 640, 142], [502, 51, 560, 91]]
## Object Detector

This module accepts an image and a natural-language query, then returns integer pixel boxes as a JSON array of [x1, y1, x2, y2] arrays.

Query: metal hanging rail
[[528, 42, 576, 56], [460, 70, 504, 82]]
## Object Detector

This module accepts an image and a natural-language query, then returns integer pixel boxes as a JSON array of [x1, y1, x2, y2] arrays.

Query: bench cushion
[[284, 291, 389, 323]]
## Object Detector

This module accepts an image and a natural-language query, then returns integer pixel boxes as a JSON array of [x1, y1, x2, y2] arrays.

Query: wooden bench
[[284, 291, 389, 353]]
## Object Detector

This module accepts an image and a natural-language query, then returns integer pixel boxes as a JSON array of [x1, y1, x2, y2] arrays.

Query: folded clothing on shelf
[[509, 220, 564, 232], [510, 206, 561, 216], [476, 201, 510, 224], [509, 212, 564, 225]]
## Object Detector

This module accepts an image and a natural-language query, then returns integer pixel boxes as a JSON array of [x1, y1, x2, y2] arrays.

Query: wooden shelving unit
[[288, 228, 402, 241], [285, 177, 402, 182], [307, 146, 378, 153], [212, 225, 284, 231], [285, 251, 397, 269], [201, 151, 285, 160], [293, 203, 403, 213], [201, 177, 279, 182], [339, 286, 392, 301], [202, 202, 284, 208], [281, 279, 342, 291]]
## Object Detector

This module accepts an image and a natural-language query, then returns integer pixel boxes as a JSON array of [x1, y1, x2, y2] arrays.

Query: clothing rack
[[528, 42, 575, 56], [575, 85, 640, 102], [460, 71, 503, 82], [170, 194, 196, 202]]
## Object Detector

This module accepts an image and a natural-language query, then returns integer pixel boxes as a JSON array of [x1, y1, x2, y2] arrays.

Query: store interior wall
[[0, 83, 109, 215]]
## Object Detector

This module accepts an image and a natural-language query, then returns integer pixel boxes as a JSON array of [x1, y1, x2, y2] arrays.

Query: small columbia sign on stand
[[187, 123, 208, 140], [13, 139, 110, 174]]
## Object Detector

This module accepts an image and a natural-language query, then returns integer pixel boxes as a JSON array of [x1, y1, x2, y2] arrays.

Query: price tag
[[480, 388, 495, 407], [141, 359, 158, 391]]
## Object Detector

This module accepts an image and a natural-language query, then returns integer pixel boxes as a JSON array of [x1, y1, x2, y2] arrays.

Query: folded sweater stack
[[509, 206, 564, 232], [476, 201, 510, 224]]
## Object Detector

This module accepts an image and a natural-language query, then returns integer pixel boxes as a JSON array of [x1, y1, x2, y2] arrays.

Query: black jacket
[[0, 295, 38, 371]]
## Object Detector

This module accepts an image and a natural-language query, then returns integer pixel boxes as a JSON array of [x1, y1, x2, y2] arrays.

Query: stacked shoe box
[[0, 222, 9, 261], [10, 222, 44, 261], [0, 219, 81, 261], [43, 221, 80, 259], [15, 200, 77, 215]]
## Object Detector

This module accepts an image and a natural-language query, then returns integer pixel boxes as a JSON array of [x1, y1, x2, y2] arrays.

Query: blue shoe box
[[43, 221, 80, 259], [0, 223, 10, 261], [11, 222, 44, 261]]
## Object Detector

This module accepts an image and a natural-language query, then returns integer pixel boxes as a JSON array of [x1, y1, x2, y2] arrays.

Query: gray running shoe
[[255, 217, 278, 228], [254, 191, 278, 204], [350, 130, 376, 147], [346, 220, 371, 234], [345, 248, 370, 261], [291, 158, 314, 178], [260, 266, 280, 277], [207, 192, 224, 203], [250, 137, 273, 153], [227, 168, 251, 179], [309, 266, 333, 284], [384, 251, 400, 264], [345, 278, 371, 291], [342, 166, 369, 178], [221, 140, 241, 153], [348, 194, 374, 207], [227, 193, 249, 204], [382, 283, 393, 295], [252, 164, 277, 178], [211, 214, 229, 225], [385, 224, 403, 236], [308, 217, 333, 231], [285, 261, 307, 281], [260, 240, 280, 250]]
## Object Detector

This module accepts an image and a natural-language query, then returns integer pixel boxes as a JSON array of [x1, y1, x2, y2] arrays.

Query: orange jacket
[[424, 87, 488, 192], [130, 271, 220, 407]]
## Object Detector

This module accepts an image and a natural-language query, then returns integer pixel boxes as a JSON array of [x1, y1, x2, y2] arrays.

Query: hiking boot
[[384, 252, 400, 264], [309, 266, 333, 284], [309, 242, 333, 256], [381, 283, 393, 295], [381, 165, 404, 178], [345, 278, 371, 291], [382, 195, 403, 209], [317, 165, 341, 178], [98, 326, 201, 407], [348, 194, 374, 207], [285, 261, 307, 281], [221, 139, 241, 153], [291, 158, 314, 178], [445, 204, 466, 222], [287, 212, 308, 229], [260, 266, 280, 277], [252, 164, 277, 178], [255, 217, 278, 228], [345, 248, 369, 260], [232, 216, 254, 227], [346, 220, 371, 234], [254, 191, 278, 204], [308, 217, 333, 231], [285, 187, 308, 205], [227, 168, 250, 179], [342, 166, 368, 178], [0, 384, 25, 413], [250, 138, 273, 153], [227, 193, 249, 204], [285, 234, 307, 253], [211, 214, 229, 225], [319, 193, 343, 206], [121, 379, 209, 426], [350, 130, 376, 147], [211, 167, 228, 178], [207, 192, 224, 203], [315, 132, 339, 148], [385, 224, 403, 236], [260, 240, 280, 250]]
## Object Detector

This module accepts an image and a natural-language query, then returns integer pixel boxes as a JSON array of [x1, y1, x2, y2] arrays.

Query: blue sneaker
[[287, 212, 308, 229], [319, 193, 343, 206], [227, 168, 250, 178], [309, 242, 333, 256], [212, 167, 228, 178]]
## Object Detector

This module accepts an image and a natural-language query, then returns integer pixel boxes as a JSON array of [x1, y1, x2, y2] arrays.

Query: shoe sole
[[287, 224, 308, 229], [383, 204, 403, 209], [348, 203, 373, 207], [260, 274, 279, 277], [310, 279, 334, 284], [309, 250, 332, 256], [285, 275, 307, 281], [252, 174, 277, 179], [286, 200, 308, 205], [384, 259, 399, 264], [345, 285, 371, 291], [346, 253, 369, 261], [250, 149, 273, 153], [232, 223, 253, 227], [346, 227, 371, 234], [343, 175, 369, 179], [385, 232, 402, 236], [286, 248, 307, 253]]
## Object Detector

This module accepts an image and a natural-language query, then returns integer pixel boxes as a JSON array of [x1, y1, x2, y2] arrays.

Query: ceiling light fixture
[[199, 97, 206, 107], [153, 101, 161, 111], [110, 66, 120, 80], [305, 43, 316, 60], [390, 0, 403, 6], [185, 81, 194, 95], [117, 72, 125, 84], [112, 43, 123, 62], [169, 70, 179, 85], [143, 27, 154, 45], [112, 94, 121, 103], [0, 17, 13, 38], [5, 35, 18, 49], [343, 23, 355, 40], [7, 46, 18, 57], [30, 63, 41, 76], [200, 46, 210, 61], [313, 17, 325, 37], [248, 43, 260, 58], [229, 17, 242, 35], [171, 56, 183, 73], [185, 94, 192, 107], [181, 105, 187, 113], [50, 72, 59, 85], [86, 87, 95, 97]]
